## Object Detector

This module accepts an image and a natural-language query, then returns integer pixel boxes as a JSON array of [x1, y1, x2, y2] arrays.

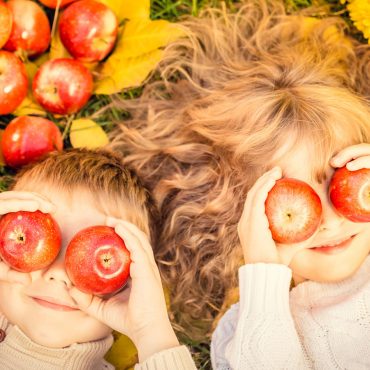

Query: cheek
[[0, 282, 26, 323]]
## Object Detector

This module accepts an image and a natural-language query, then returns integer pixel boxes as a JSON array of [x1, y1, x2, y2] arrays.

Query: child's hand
[[238, 167, 311, 266], [0, 191, 55, 285], [330, 143, 370, 170], [0, 190, 55, 215], [69, 217, 179, 363]]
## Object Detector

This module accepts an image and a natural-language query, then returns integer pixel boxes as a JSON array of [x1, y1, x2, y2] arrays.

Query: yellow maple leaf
[[98, 0, 150, 21], [94, 49, 163, 94], [69, 119, 109, 148], [114, 19, 184, 59], [105, 332, 138, 370]]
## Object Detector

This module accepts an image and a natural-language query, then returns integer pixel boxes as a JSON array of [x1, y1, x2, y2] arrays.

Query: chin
[[23, 324, 112, 348]]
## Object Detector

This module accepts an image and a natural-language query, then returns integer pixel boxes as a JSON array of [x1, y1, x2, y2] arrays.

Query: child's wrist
[[134, 319, 179, 363]]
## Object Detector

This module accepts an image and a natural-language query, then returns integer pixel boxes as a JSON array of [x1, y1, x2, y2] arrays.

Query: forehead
[[271, 136, 334, 183]]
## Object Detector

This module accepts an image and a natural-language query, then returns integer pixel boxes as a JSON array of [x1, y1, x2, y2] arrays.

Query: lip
[[31, 296, 78, 312], [309, 235, 355, 255]]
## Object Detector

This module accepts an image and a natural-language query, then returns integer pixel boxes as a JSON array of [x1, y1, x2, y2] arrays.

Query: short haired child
[[0, 148, 196, 370], [109, 0, 370, 367]]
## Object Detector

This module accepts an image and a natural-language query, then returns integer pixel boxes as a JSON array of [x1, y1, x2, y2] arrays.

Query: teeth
[[314, 236, 352, 248]]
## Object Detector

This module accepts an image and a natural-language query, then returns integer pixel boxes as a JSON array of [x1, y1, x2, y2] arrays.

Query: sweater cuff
[[134, 345, 197, 370], [239, 263, 292, 315]]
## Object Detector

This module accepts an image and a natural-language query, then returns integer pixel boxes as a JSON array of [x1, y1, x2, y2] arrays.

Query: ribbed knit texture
[[211, 257, 370, 370], [134, 345, 197, 370], [0, 317, 197, 370], [0, 320, 114, 370]]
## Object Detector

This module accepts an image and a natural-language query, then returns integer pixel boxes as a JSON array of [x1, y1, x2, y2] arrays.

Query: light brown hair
[[109, 0, 370, 337], [12, 148, 158, 244]]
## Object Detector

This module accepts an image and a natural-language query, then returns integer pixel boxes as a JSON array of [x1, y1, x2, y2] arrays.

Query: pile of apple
[[0, 0, 119, 168]]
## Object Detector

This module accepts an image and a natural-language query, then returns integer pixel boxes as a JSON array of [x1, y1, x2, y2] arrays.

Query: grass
[[0, 0, 368, 369]]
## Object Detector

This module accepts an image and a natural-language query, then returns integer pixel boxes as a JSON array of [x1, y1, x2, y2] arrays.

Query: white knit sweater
[[0, 314, 197, 370], [211, 256, 370, 370]]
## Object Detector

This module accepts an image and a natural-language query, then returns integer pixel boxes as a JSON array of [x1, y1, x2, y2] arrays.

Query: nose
[[319, 192, 345, 232], [39, 249, 72, 288]]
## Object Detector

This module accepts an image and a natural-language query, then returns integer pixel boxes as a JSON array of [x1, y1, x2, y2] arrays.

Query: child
[[109, 0, 370, 341], [0, 148, 197, 369]]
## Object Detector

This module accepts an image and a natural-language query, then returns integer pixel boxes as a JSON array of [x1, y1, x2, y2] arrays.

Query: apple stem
[[9, 227, 26, 244]]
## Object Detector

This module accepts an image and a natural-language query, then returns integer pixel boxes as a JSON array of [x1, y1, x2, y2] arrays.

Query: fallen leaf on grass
[[98, 0, 150, 21], [70, 119, 109, 148]]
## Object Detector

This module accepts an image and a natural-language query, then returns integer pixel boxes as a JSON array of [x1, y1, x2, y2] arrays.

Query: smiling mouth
[[32, 297, 78, 312], [310, 235, 355, 255]]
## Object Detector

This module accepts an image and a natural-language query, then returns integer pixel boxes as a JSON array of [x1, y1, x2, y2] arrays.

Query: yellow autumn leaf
[[115, 19, 184, 59], [50, 16, 72, 60], [105, 332, 138, 370], [13, 95, 47, 117], [98, 0, 150, 21], [94, 49, 163, 94], [70, 119, 109, 148]]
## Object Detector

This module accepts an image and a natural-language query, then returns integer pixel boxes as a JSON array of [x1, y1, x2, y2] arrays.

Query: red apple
[[59, 0, 118, 62], [1, 116, 63, 168], [38, 0, 77, 9], [329, 166, 370, 222], [65, 225, 131, 295], [0, 51, 28, 115], [0, 2, 13, 49], [0, 211, 62, 272], [4, 0, 51, 57], [32, 58, 93, 115], [265, 178, 322, 244]]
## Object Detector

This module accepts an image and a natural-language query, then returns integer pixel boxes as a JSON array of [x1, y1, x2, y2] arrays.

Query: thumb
[[69, 287, 105, 321]]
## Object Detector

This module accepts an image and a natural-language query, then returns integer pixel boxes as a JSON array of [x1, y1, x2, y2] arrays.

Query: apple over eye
[[329, 167, 370, 222], [0, 211, 62, 272], [265, 178, 323, 244], [65, 226, 131, 296]]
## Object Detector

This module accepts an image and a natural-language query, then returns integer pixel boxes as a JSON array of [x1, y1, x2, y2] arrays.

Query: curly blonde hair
[[109, 0, 370, 337]]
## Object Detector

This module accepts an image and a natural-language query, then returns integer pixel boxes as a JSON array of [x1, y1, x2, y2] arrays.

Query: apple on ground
[[0, 2, 13, 49], [65, 225, 131, 296], [1, 116, 63, 168], [59, 0, 118, 62], [38, 0, 77, 8], [329, 166, 370, 222], [265, 178, 322, 244], [32, 58, 93, 115], [4, 0, 51, 57], [0, 211, 62, 272], [0, 51, 28, 115]]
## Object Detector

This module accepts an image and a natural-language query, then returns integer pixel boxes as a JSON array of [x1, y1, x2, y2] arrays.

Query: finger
[[330, 144, 370, 168], [106, 217, 154, 258], [345, 156, 370, 171], [0, 200, 38, 215], [0, 198, 55, 214], [240, 167, 282, 223], [114, 224, 161, 281]]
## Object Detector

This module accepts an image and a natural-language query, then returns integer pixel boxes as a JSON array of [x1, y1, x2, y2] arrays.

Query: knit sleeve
[[133, 345, 197, 370], [211, 263, 309, 370]]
